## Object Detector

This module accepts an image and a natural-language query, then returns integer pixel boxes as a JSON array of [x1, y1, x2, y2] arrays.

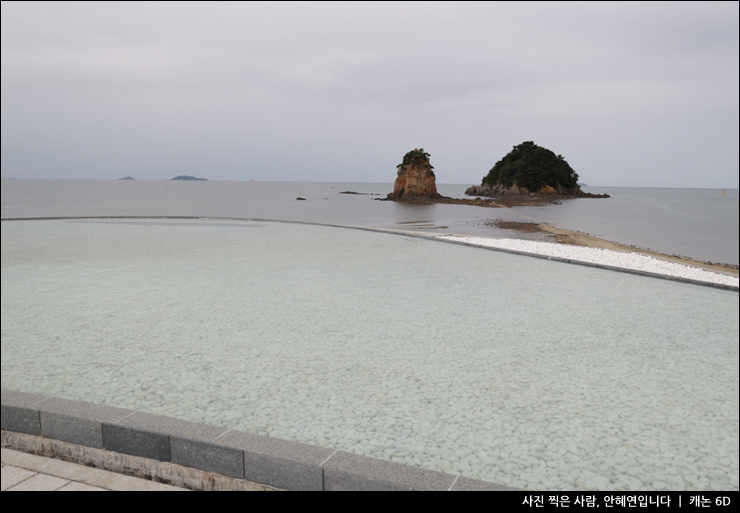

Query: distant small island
[[171, 175, 208, 181], [118, 176, 136, 180]]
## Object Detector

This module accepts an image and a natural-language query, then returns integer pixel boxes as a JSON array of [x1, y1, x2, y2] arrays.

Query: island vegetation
[[397, 148, 435, 170], [466, 141, 608, 202], [483, 141, 579, 193]]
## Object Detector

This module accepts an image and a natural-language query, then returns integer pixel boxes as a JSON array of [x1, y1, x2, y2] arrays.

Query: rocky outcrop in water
[[387, 149, 441, 201], [465, 183, 609, 199], [466, 184, 530, 196], [467, 183, 569, 197]]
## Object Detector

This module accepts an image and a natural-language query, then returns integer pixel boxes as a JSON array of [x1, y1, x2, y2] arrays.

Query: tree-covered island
[[483, 141, 579, 193], [466, 141, 609, 200]]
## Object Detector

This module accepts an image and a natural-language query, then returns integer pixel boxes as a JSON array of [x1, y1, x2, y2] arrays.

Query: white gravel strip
[[438, 235, 739, 288]]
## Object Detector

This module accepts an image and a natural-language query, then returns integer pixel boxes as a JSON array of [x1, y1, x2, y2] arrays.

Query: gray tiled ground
[[5, 472, 71, 491], [1, 464, 37, 490], [1, 448, 186, 491], [58, 480, 107, 491]]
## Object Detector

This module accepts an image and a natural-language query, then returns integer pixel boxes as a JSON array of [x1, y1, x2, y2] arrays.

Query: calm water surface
[[2, 180, 738, 490], [2, 218, 737, 490], [2, 179, 738, 264]]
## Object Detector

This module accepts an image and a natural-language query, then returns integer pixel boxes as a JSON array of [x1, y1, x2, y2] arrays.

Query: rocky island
[[387, 148, 442, 201], [465, 141, 608, 205], [380, 148, 511, 207], [171, 175, 208, 181], [381, 146, 606, 208]]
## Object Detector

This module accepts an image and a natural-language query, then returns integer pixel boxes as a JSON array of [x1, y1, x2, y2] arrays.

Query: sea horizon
[[2, 179, 738, 265], [3, 176, 739, 190]]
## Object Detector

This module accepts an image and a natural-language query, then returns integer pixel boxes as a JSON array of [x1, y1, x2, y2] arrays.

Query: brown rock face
[[387, 149, 441, 201], [537, 184, 557, 195], [390, 163, 440, 199]]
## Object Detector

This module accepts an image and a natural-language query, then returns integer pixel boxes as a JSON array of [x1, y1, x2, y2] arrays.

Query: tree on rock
[[388, 148, 441, 201], [482, 141, 580, 194]]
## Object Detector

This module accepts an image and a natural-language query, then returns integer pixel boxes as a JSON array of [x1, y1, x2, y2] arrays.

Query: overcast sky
[[1, 2, 738, 187]]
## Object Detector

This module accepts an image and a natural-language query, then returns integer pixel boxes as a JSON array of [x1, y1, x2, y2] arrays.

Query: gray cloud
[[2, 2, 738, 187]]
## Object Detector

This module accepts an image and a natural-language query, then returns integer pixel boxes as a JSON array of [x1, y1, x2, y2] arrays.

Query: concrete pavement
[[1, 448, 188, 491]]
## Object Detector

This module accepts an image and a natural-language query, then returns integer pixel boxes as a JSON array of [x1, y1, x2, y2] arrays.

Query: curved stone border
[[1, 389, 513, 491], [2, 216, 737, 291]]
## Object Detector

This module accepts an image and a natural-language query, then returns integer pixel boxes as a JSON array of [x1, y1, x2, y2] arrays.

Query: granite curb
[[1, 389, 515, 491]]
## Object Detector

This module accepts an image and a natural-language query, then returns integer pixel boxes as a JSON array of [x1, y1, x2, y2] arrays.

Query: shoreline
[[487, 220, 739, 277], [435, 229, 739, 288]]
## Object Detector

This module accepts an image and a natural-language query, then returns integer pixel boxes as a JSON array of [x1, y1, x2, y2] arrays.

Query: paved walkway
[[1, 448, 188, 491]]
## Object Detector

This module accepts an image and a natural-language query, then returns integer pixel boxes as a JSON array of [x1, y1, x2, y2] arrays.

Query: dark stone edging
[[1, 216, 737, 291], [1, 389, 514, 491]]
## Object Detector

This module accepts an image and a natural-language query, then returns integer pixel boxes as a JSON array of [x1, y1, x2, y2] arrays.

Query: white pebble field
[[438, 235, 739, 288]]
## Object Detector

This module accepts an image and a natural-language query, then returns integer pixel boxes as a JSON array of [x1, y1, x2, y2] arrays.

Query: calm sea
[[2, 179, 738, 265]]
